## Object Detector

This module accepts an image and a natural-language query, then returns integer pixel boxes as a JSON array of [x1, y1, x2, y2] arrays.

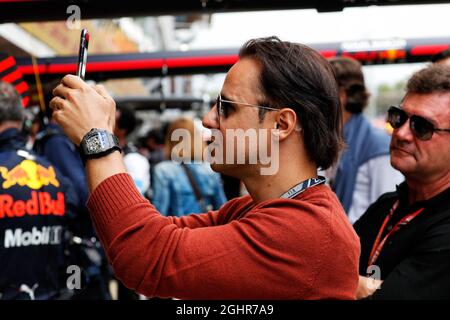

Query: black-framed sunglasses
[[215, 93, 278, 124], [387, 106, 450, 141]]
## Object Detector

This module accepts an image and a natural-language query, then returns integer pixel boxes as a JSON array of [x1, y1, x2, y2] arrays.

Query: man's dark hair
[[116, 105, 138, 136], [239, 36, 343, 170], [329, 56, 369, 114], [430, 48, 450, 64], [0, 80, 24, 125], [406, 64, 450, 94]]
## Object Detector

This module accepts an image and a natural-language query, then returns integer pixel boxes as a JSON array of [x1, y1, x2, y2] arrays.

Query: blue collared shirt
[[152, 161, 227, 216]]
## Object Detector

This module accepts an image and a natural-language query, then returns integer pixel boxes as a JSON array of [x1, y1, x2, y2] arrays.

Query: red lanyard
[[368, 200, 425, 267]]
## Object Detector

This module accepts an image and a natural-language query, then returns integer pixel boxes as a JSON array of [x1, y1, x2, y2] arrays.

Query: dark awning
[[1, 0, 450, 23]]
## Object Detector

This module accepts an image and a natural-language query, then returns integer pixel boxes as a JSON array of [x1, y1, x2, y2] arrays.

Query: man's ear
[[275, 108, 297, 140]]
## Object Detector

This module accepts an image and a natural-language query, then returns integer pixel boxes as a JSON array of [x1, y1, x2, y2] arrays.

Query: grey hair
[[0, 80, 24, 124]]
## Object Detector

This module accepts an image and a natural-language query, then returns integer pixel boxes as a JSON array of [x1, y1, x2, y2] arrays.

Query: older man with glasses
[[355, 64, 450, 299], [49, 36, 361, 300]]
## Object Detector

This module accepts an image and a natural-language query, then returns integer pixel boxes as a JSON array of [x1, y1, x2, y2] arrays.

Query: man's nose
[[202, 105, 219, 129], [394, 118, 414, 142]]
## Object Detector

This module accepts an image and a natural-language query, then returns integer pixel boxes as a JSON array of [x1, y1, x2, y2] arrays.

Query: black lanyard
[[280, 177, 326, 199]]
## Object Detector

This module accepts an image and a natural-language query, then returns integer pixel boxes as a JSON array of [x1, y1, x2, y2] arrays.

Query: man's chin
[[210, 163, 240, 178], [390, 156, 413, 174]]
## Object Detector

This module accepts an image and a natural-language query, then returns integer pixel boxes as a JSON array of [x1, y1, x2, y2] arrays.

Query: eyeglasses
[[215, 93, 279, 125], [387, 106, 450, 141]]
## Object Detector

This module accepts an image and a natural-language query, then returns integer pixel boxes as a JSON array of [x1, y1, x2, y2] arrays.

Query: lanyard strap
[[280, 177, 326, 199], [368, 200, 425, 267]]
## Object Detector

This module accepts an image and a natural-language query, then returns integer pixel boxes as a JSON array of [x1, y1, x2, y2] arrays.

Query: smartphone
[[76, 29, 89, 80]]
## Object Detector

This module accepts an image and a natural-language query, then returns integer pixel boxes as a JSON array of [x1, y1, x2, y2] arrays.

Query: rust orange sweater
[[87, 173, 360, 299]]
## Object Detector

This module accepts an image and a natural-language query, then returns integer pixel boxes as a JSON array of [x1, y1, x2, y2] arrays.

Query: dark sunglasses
[[387, 106, 450, 141], [215, 93, 278, 120]]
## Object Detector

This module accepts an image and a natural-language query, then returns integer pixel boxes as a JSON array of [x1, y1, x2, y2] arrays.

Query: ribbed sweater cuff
[[87, 173, 147, 231]]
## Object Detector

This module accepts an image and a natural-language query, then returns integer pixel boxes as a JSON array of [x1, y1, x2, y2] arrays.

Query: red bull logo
[[0, 160, 60, 190], [0, 191, 65, 219]]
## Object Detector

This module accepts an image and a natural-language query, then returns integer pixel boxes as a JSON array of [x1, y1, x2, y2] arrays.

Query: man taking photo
[[50, 37, 360, 299]]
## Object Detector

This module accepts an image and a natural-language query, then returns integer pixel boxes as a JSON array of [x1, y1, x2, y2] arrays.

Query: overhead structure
[[115, 96, 206, 112], [1, 0, 450, 23], [2, 0, 449, 112], [14, 37, 450, 82]]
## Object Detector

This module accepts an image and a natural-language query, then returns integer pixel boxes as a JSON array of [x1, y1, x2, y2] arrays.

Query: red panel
[[166, 55, 238, 68], [86, 59, 166, 72], [343, 51, 378, 61], [19, 59, 167, 75], [1, 69, 22, 83], [17, 65, 45, 74], [319, 50, 338, 58], [410, 45, 450, 56], [17, 56, 239, 75], [0, 56, 16, 73], [15, 81, 29, 94], [21, 96, 29, 107]]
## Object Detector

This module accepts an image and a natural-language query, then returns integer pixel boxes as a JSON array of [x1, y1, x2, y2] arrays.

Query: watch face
[[82, 129, 120, 158], [86, 135, 102, 153]]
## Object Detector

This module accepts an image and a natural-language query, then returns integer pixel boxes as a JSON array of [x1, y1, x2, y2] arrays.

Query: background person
[[33, 84, 112, 300], [355, 65, 450, 299], [152, 117, 226, 216], [328, 57, 404, 224], [0, 81, 78, 300], [114, 104, 150, 197]]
